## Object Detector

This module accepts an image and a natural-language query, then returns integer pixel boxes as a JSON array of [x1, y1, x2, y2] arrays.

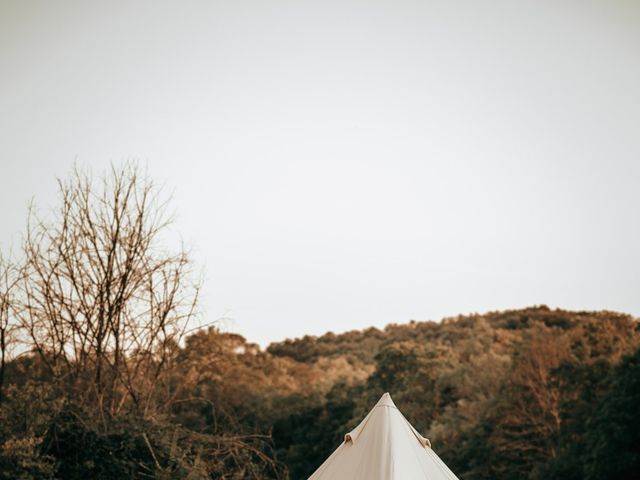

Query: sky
[[1, 0, 639, 346]]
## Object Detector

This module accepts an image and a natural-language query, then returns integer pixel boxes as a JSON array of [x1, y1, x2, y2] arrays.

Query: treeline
[[1, 166, 639, 479]]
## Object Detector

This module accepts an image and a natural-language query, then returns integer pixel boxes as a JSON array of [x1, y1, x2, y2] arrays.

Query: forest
[[1, 166, 639, 479]]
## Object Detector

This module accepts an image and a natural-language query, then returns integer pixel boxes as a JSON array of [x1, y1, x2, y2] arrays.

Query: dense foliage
[[3, 305, 639, 478], [262, 306, 640, 479]]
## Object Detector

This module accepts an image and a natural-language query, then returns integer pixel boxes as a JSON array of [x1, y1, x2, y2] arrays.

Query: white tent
[[308, 392, 460, 480]]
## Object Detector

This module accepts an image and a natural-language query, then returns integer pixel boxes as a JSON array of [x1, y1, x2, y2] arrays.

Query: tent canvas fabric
[[308, 393, 460, 480]]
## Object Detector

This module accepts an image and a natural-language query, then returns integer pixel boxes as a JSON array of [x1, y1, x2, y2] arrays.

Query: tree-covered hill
[[269, 305, 635, 364], [262, 305, 639, 479]]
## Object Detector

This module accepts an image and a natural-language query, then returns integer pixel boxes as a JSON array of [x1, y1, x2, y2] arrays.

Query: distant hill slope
[[267, 305, 637, 365], [264, 306, 639, 479]]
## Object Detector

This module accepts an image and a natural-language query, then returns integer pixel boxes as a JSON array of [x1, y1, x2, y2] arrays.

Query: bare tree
[[0, 253, 21, 405], [13, 164, 200, 420]]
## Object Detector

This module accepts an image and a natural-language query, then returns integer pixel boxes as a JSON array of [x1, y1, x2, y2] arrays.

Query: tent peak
[[344, 393, 396, 444], [375, 392, 397, 409]]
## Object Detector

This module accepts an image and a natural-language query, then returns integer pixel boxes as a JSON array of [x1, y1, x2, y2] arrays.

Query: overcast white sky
[[1, 0, 639, 346]]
